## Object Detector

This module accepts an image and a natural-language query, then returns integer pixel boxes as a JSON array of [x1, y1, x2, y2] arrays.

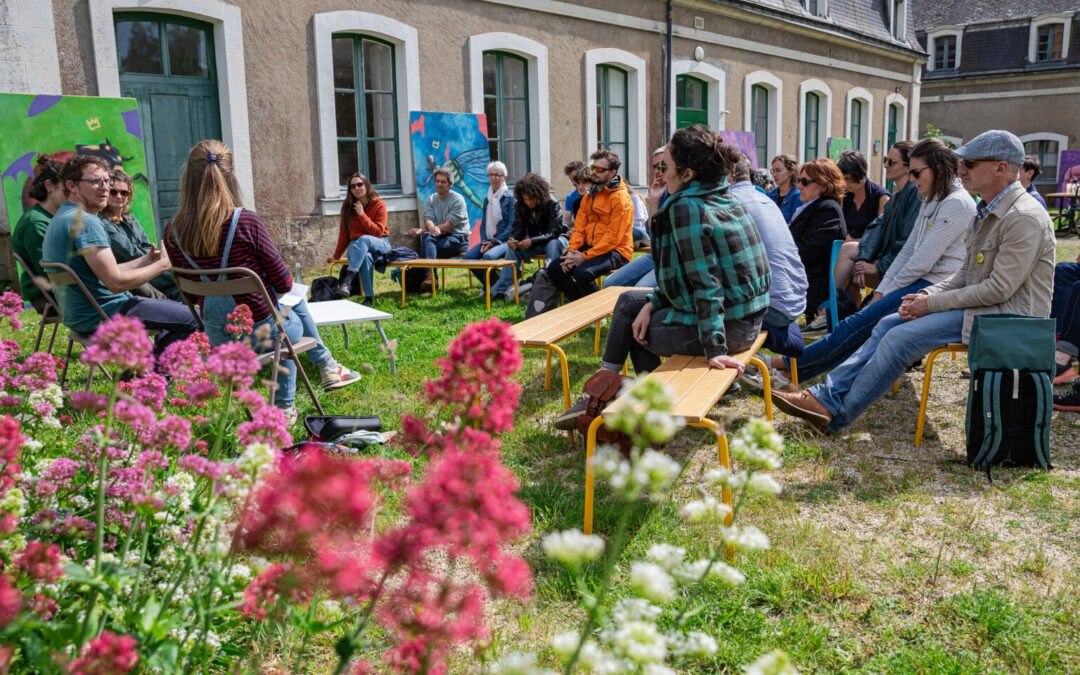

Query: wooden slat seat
[[583, 332, 773, 534]]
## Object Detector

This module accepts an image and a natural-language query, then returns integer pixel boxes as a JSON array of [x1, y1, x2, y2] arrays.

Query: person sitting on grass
[[772, 130, 1055, 433], [165, 140, 360, 425], [463, 161, 515, 294], [757, 138, 976, 388], [489, 172, 566, 302], [13, 155, 65, 316], [330, 172, 389, 304], [556, 126, 771, 430]]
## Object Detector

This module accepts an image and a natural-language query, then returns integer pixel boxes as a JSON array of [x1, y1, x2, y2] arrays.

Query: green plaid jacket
[[648, 179, 771, 357]]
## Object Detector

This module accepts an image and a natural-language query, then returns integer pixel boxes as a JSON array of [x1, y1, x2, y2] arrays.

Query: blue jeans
[[118, 296, 198, 358], [345, 235, 392, 298], [810, 309, 964, 433], [205, 298, 332, 409], [605, 254, 656, 288], [784, 279, 931, 380], [1052, 262, 1080, 336], [464, 241, 509, 287], [491, 237, 567, 297], [421, 231, 468, 259]]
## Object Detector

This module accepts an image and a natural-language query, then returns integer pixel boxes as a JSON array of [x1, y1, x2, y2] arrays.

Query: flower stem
[[292, 596, 319, 674], [333, 570, 390, 675]]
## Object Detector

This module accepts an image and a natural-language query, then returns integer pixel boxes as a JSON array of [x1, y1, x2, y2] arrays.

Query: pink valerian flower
[[178, 455, 240, 482], [184, 380, 221, 405], [158, 338, 208, 383], [113, 400, 157, 445], [136, 450, 168, 471], [118, 372, 168, 411], [30, 593, 58, 621], [236, 405, 292, 450], [81, 315, 154, 373], [151, 415, 192, 451], [0, 395, 21, 408], [69, 392, 109, 414], [0, 291, 24, 331], [16, 540, 64, 583], [35, 457, 81, 498], [239, 563, 309, 620], [190, 331, 212, 356], [12, 352, 63, 390], [0, 576, 21, 628], [68, 630, 139, 675], [0, 415, 24, 491], [207, 340, 260, 389], [234, 386, 268, 412], [421, 318, 522, 435], [226, 303, 255, 338]]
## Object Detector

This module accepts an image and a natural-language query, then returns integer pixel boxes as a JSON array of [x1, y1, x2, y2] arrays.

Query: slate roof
[[911, 0, 1079, 31], [719, 1, 924, 54]]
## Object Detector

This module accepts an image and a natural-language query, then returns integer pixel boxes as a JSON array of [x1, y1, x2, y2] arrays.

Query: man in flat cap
[[772, 130, 1055, 433]]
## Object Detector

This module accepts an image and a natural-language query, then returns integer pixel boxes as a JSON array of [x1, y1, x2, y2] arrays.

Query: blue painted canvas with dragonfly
[[409, 111, 491, 245]]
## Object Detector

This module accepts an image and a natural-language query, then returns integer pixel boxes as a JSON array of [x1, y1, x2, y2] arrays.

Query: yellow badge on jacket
[[976, 253, 985, 264], [926, 220, 932, 230]]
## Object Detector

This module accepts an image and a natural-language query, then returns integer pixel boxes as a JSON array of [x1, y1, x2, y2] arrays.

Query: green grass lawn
[[15, 240, 1080, 672]]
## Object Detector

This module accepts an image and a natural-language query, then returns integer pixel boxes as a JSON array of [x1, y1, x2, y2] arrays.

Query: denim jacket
[[480, 190, 516, 243]]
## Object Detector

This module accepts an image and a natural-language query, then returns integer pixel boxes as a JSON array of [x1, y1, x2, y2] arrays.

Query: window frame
[[332, 34, 401, 191], [743, 71, 783, 169], [845, 88, 874, 158], [804, 92, 820, 160], [803, 0, 828, 18], [1021, 132, 1069, 186], [1029, 14, 1072, 64], [889, 0, 907, 41], [482, 50, 531, 183], [596, 64, 630, 171], [669, 60, 726, 135], [583, 49, 646, 185], [926, 27, 963, 73], [798, 79, 832, 163], [114, 12, 216, 81]]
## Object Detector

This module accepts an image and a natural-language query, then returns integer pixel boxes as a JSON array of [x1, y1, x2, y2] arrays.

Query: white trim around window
[[467, 32, 550, 181], [926, 26, 962, 72], [313, 11, 421, 210], [883, 92, 908, 142], [1029, 13, 1072, 63], [743, 71, 783, 165], [669, 60, 727, 136], [584, 48, 647, 185], [888, 0, 907, 43], [797, 79, 832, 162], [87, 0, 255, 207], [1020, 132, 1068, 184], [844, 87, 874, 157]]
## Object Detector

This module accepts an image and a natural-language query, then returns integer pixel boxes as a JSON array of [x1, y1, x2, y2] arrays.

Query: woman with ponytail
[[13, 155, 66, 314], [165, 140, 360, 422]]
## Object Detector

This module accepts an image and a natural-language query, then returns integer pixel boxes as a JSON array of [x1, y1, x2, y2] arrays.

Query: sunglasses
[[908, 167, 927, 180], [348, 182, 365, 189], [884, 158, 905, 168], [78, 178, 108, 188], [796, 177, 813, 187], [590, 164, 612, 173], [960, 159, 986, 170], [109, 188, 130, 197], [652, 161, 668, 172]]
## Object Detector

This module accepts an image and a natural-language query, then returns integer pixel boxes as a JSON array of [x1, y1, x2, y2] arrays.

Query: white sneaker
[[281, 406, 299, 426], [740, 357, 790, 392], [806, 313, 829, 331], [320, 364, 362, 391]]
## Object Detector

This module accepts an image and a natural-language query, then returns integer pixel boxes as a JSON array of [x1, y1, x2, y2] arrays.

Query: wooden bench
[[510, 286, 635, 410], [582, 332, 773, 534], [384, 259, 519, 311]]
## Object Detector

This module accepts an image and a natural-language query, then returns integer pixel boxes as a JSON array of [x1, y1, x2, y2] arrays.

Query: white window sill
[[319, 193, 419, 216]]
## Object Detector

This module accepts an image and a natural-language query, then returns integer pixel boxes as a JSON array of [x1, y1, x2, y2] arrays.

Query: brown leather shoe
[[773, 389, 832, 430]]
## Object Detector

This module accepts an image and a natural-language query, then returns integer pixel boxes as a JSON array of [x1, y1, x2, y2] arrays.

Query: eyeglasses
[[109, 188, 130, 197], [908, 167, 927, 180], [652, 161, 668, 172], [884, 158, 904, 168], [590, 164, 612, 173], [79, 178, 108, 188], [796, 177, 813, 187], [487, 172, 505, 178], [348, 182, 365, 189], [960, 159, 985, 170]]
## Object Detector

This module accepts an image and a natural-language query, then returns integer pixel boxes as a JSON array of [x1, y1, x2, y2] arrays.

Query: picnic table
[[305, 299, 397, 375], [1047, 185, 1080, 235]]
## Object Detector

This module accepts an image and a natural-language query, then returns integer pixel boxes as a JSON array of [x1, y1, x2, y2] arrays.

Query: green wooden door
[[115, 14, 221, 232], [675, 75, 708, 129]]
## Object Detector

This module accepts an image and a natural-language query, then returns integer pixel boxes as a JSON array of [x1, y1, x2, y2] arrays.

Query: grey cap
[[954, 130, 1025, 164]]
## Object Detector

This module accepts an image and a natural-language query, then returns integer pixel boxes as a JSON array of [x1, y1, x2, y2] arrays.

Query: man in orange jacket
[[544, 148, 633, 302]]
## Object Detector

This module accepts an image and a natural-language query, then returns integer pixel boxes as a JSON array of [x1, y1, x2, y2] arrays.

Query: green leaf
[[140, 596, 161, 634], [146, 641, 179, 672]]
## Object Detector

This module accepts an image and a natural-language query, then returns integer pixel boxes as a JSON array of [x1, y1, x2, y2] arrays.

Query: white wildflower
[[729, 419, 784, 470], [551, 631, 582, 662], [744, 649, 798, 675], [227, 563, 252, 584], [667, 630, 719, 659], [492, 651, 555, 675], [166, 472, 195, 511], [629, 562, 676, 604], [702, 467, 747, 489], [707, 560, 746, 586], [645, 543, 686, 573], [680, 496, 731, 524], [642, 665, 677, 675], [609, 620, 667, 664], [0, 487, 26, 517], [319, 599, 343, 619], [69, 495, 90, 511], [237, 442, 276, 477], [747, 473, 782, 495], [724, 525, 770, 552], [542, 529, 605, 567], [610, 598, 662, 624], [592, 446, 631, 492], [631, 449, 681, 499]]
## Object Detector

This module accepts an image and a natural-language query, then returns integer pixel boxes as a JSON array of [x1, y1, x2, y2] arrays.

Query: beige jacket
[[924, 183, 1055, 343]]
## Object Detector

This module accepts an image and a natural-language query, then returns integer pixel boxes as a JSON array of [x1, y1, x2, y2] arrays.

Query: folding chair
[[12, 251, 62, 353], [171, 267, 324, 414]]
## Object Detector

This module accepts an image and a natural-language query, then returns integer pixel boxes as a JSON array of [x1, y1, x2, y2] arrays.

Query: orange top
[[333, 198, 389, 259], [569, 180, 634, 261]]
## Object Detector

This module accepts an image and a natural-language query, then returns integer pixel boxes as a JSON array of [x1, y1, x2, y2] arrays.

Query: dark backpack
[[964, 315, 1054, 474], [310, 276, 342, 302], [576, 370, 632, 454]]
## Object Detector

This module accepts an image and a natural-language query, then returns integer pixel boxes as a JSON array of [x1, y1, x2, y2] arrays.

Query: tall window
[[805, 0, 822, 17], [596, 65, 629, 168], [333, 35, 400, 189], [675, 75, 708, 129], [483, 51, 529, 183], [1024, 139, 1059, 184], [804, 92, 820, 160], [1036, 23, 1064, 61], [891, 0, 905, 39], [934, 35, 957, 70], [849, 99, 863, 152], [751, 84, 769, 168], [886, 103, 900, 190]]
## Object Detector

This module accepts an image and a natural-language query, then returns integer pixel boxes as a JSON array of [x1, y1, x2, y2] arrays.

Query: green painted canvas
[[0, 94, 155, 244], [827, 137, 853, 162]]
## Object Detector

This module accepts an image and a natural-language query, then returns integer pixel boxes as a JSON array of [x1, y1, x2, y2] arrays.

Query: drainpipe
[[664, 0, 673, 140]]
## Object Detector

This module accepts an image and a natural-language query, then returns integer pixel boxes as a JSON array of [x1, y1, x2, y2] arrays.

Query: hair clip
[[207, 151, 221, 164]]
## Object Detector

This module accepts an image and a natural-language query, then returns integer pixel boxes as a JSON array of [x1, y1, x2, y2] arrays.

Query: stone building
[[3, 0, 925, 273], [912, 1, 1080, 196]]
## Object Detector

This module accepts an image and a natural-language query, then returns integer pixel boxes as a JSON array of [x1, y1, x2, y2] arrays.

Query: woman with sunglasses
[[767, 154, 801, 223], [100, 168, 182, 301], [789, 158, 847, 325], [330, 173, 389, 303], [759, 138, 975, 386]]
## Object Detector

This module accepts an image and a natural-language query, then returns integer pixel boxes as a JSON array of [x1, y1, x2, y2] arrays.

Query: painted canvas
[[1058, 150, 1080, 193], [0, 94, 154, 243], [409, 111, 491, 248], [827, 137, 853, 161], [718, 131, 758, 169]]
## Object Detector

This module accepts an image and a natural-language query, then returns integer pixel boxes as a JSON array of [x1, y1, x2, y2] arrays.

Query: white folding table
[[305, 300, 397, 375]]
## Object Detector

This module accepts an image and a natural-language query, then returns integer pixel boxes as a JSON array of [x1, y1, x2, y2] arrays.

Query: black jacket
[[511, 197, 565, 247], [789, 198, 846, 318]]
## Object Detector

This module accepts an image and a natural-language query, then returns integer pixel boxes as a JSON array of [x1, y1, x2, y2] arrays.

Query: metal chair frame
[[12, 250, 62, 354]]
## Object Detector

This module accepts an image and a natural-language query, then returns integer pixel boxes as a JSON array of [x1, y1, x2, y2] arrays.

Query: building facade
[[2, 0, 924, 273], [913, 1, 1080, 195]]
